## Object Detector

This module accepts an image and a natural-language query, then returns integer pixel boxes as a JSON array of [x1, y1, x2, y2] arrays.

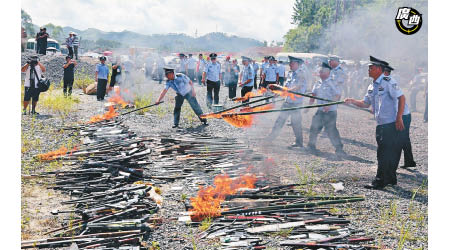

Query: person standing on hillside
[[66, 32, 75, 58], [63, 56, 77, 97], [95, 56, 109, 101], [37, 28, 49, 55], [73, 33, 80, 60]]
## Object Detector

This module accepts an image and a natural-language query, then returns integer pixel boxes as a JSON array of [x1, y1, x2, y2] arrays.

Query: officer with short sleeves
[[238, 56, 254, 104], [202, 53, 222, 108], [307, 62, 344, 155], [267, 56, 307, 148], [156, 67, 207, 128], [329, 55, 347, 98], [345, 56, 406, 189], [261, 56, 279, 89]]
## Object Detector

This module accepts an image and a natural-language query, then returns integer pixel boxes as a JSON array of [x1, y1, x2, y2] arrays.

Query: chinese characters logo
[[395, 7, 423, 35]]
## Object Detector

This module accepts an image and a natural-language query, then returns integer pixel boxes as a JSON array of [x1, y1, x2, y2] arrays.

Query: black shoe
[[364, 182, 388, 190], [288, 142, 303, 149], [201, 118, 208, 126], [400, 162, 417, 169], [172, 125, 179, 128], [22, 110, 27, 115], [307, 144, 318, 153], [335, 148, 346, 156], [31, 111, 40, 116]]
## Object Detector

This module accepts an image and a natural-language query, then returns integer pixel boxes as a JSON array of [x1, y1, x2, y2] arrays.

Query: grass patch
[[134, 92, 154, 115]]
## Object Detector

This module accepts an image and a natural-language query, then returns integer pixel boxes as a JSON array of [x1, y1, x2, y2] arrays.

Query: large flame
[[88, 106, 118, 123], [190, 174, 257, 221], [37, 146, 68, 161], [108, 87, 129, 108], [222, 103, 275, 128], [234, 88, 268, 102], [271, 86, 297, 101]]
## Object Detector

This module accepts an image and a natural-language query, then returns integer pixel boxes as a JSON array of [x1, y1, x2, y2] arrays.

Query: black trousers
[[97, 79, 108, 100], [375, 122, 402, 185], [206, 80, 220, 107], [308, 110, 343, 150], [68, 47, 74, 58], [279, 77, 285, 86], [24, 85, 40, 102], [399, 114, 415, 166], [269, 102, 303, 145], [174, 91, 204, 126], [73, 46, 78, 60], [253, 77, 258, 89], [228, 83, 237, 99], [241, 86, 253, 104], [63, 78, 74, 96]]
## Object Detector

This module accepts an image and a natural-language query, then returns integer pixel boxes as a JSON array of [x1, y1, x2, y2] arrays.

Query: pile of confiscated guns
[[183, 183, 379, 250]]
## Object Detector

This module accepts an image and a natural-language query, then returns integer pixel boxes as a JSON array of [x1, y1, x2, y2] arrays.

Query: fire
[[223, 114, 253, 128], [190, 174, 257, 221], [233, 88, 268, 102], [88, 106, 118, 123], [200, 113, 227, 119], [37, 146, 68, 161], [108, 87, 129, 108], [271, 86, 296, 100]]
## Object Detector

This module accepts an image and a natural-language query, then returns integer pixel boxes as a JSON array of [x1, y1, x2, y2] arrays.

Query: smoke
[[318, 1, 428, 74]]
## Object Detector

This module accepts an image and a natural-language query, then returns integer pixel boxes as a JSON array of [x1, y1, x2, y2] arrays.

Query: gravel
[[21, 68, 428, 249]]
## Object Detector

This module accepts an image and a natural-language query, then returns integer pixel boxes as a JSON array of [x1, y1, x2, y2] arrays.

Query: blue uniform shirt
[[203, 62, 221, 82], [284, 68, 307, 104], [179, 58, 188, 73], [263, 63, 279, 82], [312, 76, 340, 112], [277, 64, 286, 78], [331, 64, 346, 85], [363, 74, 408, 125], [165, 73, 192, 96], [252, 63, 259, 77], [261, 62, 269, 75], [96, 63, 109, 80], [241, 64, 254, 87]]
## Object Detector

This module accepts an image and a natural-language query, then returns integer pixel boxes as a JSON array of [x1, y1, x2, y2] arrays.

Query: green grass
[[134, 92, 154, 115], [74, 69, 95, 89]]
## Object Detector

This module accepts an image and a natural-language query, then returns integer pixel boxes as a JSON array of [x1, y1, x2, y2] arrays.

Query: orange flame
[[88, 106, 118, 123], [233, 88, 268, 102], [271, 86, 296, 101], [189, 174, 257, 221], [108, 87, 129, 108], [223, 103, 274, 128], [37, 146, 68, 161]]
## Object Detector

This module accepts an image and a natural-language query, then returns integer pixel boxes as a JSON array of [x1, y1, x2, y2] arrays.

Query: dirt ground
[[21, 74, 428, 249]]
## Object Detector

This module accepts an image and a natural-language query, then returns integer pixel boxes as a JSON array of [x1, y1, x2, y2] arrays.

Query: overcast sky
[[22, 0, 297, 42]]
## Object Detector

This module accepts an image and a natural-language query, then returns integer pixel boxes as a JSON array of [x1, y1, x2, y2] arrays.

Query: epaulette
[[176, 73, 183, 77], [383, 77, 391, 81]]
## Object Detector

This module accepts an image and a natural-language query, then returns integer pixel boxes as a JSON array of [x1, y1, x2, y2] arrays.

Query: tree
[[21, 9, 34, 37]]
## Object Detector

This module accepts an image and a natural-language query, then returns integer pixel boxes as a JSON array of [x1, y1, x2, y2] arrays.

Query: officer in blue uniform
[[178, 53, 188, 74], [252, 60, 259, 89], [383, 64, 416, 169], [345, 56, 406, 189], [156, 67, 207, 128], [202, 53, 221, 108], [261, 56, 279, 89], [238, 56, 254, 104], [267, 56, 306, 148], [260, 56, 269, 86], [329, 55, 347, 99], [307, 62, 345, 155]]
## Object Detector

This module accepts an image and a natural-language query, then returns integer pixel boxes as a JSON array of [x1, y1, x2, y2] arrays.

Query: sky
[[22, 0, 297, 42]]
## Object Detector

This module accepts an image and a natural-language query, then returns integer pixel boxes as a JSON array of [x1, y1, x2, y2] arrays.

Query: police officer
[[197, 54, 206, 86], [329, 55, 347, 99], [252, 60, 259, 89], [266, 56, 306, 148], [307, 62, 345, 155], [408, 67, 427, 112], [277, 59, 286, 86], [383, 64, 416, 169], [261, 56, 278, 89], [344, 56, 406, 189], [187, 54, 197, 81], [155, 67, 207, 128], [260, 56, 269, 86], [238, 56, 254, 104], [178, 53, 188, 74], [95, 56, 109, 101], [202, 53, 221, 108]]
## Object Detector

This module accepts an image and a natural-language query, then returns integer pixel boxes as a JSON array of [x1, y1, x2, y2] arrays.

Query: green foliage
[[39, 87, 80, 121], [134, 93, 154, 115], [21, 9, 34, 37], [74, 69, 95, 89], [199, 217, 212, 232]]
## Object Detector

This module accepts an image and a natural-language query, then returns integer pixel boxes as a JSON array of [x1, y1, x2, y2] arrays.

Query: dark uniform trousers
[[308, 110, 343, 150], [269, 102, 303, 145], [227, 82, 237, 99], [241, 86, 253, 104], [174, 91, 204, 126], [279, 77, 285, 86], [206, 80, 220, 107], [97, 79, 108, 100], [63, 78, 74, 96], [375, 122, 402, 185], [399, 114, 415, 166]]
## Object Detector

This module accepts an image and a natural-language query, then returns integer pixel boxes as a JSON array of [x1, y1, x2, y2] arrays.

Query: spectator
[[63, 56, 77, 97], [66, 32, 75, 58], [109, 57, 122, 92], [227, 59, 240, 99], [35, 28, 43, 53], [95, 56, 109, 101], [21, 27, 27, 52], [187, 54, 197, 81], [196, 54, 206, 85], [36, 27, 49, 55], [72, 33, 80, 60], [21, 56, 46, 115]]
